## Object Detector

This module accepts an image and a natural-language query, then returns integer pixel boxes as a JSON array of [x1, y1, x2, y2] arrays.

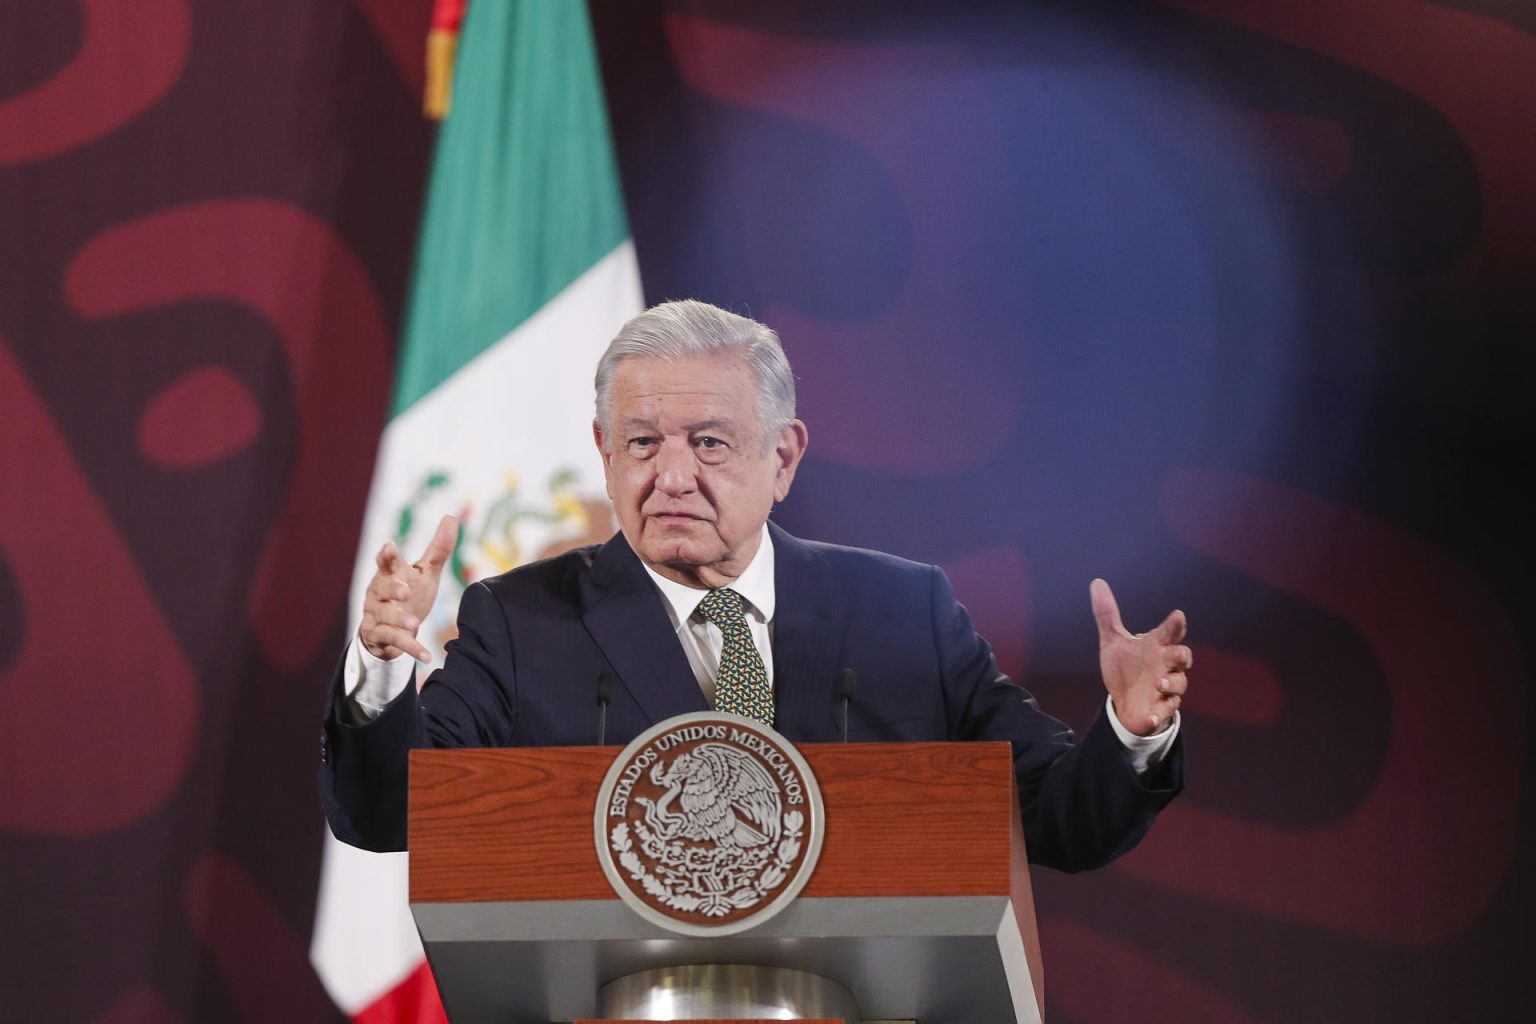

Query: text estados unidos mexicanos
[[606, 725, 804, 817], [728, 727, 804, 806]]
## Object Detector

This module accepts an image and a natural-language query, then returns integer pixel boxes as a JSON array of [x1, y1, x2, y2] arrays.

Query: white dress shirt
[[639, 524, 777, 704]]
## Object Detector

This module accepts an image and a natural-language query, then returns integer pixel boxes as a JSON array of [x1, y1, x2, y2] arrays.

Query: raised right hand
[[1090, 578, 1191, 736], [358, 514, 459, 662]]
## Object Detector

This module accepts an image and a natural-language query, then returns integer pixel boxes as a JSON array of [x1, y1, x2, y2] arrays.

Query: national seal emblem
[[593, 712, 825, 936]]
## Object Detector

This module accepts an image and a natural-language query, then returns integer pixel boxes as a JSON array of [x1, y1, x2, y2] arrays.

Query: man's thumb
[[1090, 578, 1126, 639]]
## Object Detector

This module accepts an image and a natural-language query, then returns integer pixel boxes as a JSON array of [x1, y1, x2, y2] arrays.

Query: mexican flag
[[309, 2, 641, 1020]]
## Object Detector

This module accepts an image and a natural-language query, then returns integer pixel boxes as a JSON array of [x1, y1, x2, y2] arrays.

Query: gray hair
[[594, 299, 796, 450]]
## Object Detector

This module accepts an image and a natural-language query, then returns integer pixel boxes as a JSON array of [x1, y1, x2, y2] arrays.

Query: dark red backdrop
[[2, 2, 1530, 1021]]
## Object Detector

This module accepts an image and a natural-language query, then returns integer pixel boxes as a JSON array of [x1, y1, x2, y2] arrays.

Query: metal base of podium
[[597, 964, 863, 1022]]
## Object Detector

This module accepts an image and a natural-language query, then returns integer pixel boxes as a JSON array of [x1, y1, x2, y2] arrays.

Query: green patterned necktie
[[697, 587, 773, 725]]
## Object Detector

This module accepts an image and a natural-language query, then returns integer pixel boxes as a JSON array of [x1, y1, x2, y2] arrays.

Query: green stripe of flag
[[392, 0, 630, 415]]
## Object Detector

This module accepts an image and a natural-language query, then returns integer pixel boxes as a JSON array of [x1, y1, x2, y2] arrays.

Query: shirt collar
[[641, 523, 777, 625]]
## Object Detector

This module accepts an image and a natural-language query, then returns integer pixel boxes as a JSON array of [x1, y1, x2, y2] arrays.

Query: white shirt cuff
[[342, 636, 417, 723], [1104, 694, 1179, 775]]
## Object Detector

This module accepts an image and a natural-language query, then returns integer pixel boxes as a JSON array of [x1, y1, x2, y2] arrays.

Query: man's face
[[595, 352, 807, 589]]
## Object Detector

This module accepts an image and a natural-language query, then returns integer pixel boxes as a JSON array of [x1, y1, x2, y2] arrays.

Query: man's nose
[[654, 440, 698, 495]]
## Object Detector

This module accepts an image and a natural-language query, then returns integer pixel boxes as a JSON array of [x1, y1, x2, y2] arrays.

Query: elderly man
[[322, 300, 1189, 868]]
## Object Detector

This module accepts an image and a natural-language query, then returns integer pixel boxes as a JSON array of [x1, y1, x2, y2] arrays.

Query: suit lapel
[[768, 522, 846, 742], [580, 532, 708, 725]]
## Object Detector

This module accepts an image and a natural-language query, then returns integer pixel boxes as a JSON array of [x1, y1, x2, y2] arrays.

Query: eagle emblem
[[636, 743, 781, 849], [595, 713, 825, 936]]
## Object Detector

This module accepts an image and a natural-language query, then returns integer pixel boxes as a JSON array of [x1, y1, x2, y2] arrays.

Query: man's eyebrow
[[683, 419, 734, 434], [619, 417, 737, 434]]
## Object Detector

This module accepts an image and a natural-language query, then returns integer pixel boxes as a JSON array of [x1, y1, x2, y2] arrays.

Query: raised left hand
[[1090, 578, 1191, 736]]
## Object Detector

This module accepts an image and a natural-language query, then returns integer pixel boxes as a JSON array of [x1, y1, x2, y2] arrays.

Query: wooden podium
[[409, 741, 1044, 1023]]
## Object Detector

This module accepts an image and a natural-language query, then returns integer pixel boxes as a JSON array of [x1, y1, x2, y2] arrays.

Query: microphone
[[837, 668, 859, 744], [596, 671, 614, 745]]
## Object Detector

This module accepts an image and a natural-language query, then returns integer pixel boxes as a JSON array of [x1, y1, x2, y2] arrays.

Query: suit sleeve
[[318, 581, 519, 852], [932, 566, 1183, 872]]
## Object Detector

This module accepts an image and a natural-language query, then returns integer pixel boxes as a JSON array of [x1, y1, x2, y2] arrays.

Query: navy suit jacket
[[320, 522, 1182, 869]]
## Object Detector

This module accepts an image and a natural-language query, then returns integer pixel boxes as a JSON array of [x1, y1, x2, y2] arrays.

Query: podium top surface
[[409, 741, 1019, 904]]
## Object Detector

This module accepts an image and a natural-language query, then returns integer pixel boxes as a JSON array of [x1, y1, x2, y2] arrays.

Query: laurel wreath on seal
[[610, 810, 806, 917]]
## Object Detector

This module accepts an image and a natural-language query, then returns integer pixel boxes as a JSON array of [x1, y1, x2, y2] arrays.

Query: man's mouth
[[649, 511, 706, 524]]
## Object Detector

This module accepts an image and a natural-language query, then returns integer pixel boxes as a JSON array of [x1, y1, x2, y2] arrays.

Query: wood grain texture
[[409, 741, 1018, 903]]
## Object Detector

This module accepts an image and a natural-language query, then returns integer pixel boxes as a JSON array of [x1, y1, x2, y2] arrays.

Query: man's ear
[[593, 420, 616, 499], [772, 419, 810, 502]]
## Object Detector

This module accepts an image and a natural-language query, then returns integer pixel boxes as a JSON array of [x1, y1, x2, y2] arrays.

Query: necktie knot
[[697, 587, 746, 627]]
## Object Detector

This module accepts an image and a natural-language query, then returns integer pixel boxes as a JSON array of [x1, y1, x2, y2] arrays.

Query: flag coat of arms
[[310, 3, 641, 1019]]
